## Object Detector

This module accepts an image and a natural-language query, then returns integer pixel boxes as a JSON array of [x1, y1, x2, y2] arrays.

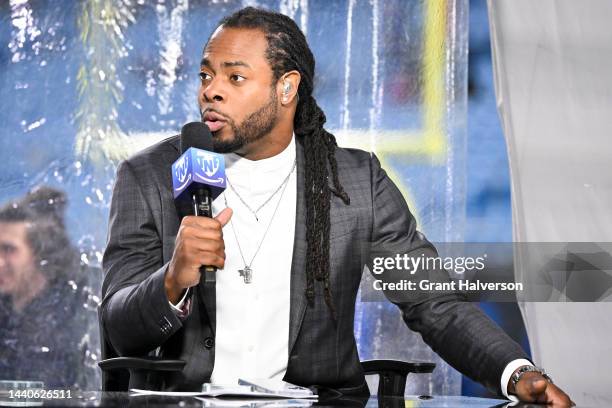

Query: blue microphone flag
[[172, 147, 226, 201]]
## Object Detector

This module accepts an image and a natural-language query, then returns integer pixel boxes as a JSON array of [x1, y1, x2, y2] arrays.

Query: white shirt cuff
[[501, 358, 534, 401], [168, 288, 190, 313]]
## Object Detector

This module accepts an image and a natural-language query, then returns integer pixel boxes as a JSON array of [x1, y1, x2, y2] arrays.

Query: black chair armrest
[[98, 357, 186, 390], [98, 357, 186, 372], [361, 359, 435, 398]]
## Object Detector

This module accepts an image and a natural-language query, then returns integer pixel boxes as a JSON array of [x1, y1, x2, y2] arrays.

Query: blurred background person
[[0, 186, 88, 388]]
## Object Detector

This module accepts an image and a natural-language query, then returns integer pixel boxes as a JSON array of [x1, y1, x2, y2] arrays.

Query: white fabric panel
[[488, 0, 612, 406]]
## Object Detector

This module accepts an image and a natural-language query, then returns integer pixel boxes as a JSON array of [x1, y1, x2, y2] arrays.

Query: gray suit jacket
[[101, 135, 528, 395]]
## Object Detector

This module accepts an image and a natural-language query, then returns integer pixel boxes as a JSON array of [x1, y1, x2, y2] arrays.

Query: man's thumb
[[215, 207, 233, 227], [528, 378, 548, 399]]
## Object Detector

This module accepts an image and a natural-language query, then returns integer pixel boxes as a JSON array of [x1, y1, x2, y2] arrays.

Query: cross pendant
[[238, 266, 253, 284]]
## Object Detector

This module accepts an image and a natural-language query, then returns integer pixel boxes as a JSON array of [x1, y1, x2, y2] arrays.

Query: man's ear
[[278, 70, 301, 105]]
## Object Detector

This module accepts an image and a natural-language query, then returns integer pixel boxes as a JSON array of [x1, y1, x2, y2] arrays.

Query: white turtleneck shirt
[[208, 135, 297, 384]]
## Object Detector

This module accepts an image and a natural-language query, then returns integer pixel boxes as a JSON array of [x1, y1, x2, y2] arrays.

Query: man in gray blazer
[[101, 7, 571, 405]]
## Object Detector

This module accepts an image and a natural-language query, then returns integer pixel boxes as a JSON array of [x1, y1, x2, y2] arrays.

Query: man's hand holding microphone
[[165, 209, 232, 303], [166, 122, 229, 304]]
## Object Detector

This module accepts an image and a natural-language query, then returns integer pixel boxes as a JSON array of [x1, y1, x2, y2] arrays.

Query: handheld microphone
[[172, 122, 226, 284]]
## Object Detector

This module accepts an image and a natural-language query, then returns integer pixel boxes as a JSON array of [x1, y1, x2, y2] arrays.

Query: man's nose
[[203, 80, 224, 103]]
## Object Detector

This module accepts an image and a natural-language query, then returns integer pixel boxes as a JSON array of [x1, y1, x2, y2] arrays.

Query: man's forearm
[[398, 294, 529, 394], [101, 264, 183, 356]]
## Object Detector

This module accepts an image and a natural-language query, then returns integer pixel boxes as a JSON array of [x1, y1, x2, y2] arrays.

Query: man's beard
[[211, 89, 279, 154]]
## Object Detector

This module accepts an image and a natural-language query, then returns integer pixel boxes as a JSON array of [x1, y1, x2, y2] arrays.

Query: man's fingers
[[512, 370, 573, 407], [181, 208, 233, 229], [215, 207, 233, 227], [197, 252, 225, 269], [546, 383, 574, 407], [180, 224, 223, 241], [183, 237, 225, 253], [181, 215, 222, 231]]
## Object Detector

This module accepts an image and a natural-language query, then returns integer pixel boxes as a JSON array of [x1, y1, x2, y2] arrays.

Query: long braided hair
[[219, 7, 351, 319]]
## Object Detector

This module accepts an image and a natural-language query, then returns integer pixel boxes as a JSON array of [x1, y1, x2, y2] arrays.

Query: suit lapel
[[287, 137, 308, 355]]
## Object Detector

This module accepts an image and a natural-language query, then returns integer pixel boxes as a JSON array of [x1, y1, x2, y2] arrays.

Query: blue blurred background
[[0, 0, 530, 396]]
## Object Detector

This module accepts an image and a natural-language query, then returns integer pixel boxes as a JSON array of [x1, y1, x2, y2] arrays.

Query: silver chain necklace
[[224, 162, 295, 284], [226, 159, 296, 221]]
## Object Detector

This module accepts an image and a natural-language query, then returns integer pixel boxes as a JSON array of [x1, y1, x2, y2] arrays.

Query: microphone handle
[[192, 188, 216, 284]]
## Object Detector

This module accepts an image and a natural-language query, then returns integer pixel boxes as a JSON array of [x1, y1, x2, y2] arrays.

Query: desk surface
[[0, 391, 520, 407]]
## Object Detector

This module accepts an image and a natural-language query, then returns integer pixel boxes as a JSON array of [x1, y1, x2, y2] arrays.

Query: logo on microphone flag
[[195, 151, 224, 184], [172, 148, 226, 200]]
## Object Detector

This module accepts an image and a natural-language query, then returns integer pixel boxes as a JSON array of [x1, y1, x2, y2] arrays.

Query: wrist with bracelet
[[510, 365, 553, 394]]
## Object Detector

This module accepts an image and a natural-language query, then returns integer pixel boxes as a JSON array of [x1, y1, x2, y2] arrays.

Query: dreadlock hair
[[218, 7, 351, 320]]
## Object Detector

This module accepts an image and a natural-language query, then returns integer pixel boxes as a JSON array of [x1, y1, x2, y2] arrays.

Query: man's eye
[[230, 74, 245, 82], [0, 244, 16, 255], [199, 72, 212, 81]]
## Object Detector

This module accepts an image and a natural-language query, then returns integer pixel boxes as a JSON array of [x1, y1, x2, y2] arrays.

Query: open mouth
[[205, 120, 226, 133], [203, 111, 227, 133]]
